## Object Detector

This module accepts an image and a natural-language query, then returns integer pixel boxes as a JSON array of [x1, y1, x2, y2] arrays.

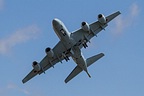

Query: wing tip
[[64, 76, 70, 84], [64, 80, 68, 83], [22, 80, 26, 84], [22, 78, 28, 84], [117, 11, 121, 14], [99, 53, 105, 57]]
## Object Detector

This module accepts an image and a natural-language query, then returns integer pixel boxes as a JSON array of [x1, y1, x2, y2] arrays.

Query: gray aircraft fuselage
[[52, 18, 90, 76]]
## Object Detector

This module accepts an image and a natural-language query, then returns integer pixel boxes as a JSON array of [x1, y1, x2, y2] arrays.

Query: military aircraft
[[22, 11, 121, 83]]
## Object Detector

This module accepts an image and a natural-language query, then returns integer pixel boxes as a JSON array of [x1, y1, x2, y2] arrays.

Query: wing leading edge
[[71, 11, 121, 49]]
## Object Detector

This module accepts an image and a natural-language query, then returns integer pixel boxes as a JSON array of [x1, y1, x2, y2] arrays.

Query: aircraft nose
[[52, 18, 59, 26]]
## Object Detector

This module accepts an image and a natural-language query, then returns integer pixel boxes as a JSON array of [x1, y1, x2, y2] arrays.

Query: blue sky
[[0, 0, 144, 96]]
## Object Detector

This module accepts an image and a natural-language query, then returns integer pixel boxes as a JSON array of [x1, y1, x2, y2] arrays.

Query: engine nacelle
[[81, 22, 90, 32], [45, 47, 54, 57], [98, 14, 107, 24], [32, 61, 41, 71]]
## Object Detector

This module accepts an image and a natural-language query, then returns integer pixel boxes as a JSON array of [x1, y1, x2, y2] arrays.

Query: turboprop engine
[[45, 47, 54, 57], [98, 14, 107, 24], [81, 22, 90, 32], [32, 61, 41, 72]]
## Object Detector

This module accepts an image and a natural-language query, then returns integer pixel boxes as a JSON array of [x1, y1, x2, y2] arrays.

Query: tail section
[[65, 53, 104, 83]]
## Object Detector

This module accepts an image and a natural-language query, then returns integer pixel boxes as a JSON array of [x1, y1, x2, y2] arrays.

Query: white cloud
[[112, 3, 140, 35], [0, 82, 45, 96], [0, 83, 30, 96], [0, 0, 4, 10], [0, 25, 40, 54], [130, 3, 139, 17], [7, 83, 30, 95]]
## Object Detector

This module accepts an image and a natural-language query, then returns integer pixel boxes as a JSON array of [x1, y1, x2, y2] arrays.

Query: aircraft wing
[[22, 41, 69, 83], [71, 11, 121, 48], [65, 11, 120, 83]]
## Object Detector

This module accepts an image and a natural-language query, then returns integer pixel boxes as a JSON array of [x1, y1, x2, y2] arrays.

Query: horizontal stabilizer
[[86, 53, 104, 67], [65, 66, 82, 83]]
